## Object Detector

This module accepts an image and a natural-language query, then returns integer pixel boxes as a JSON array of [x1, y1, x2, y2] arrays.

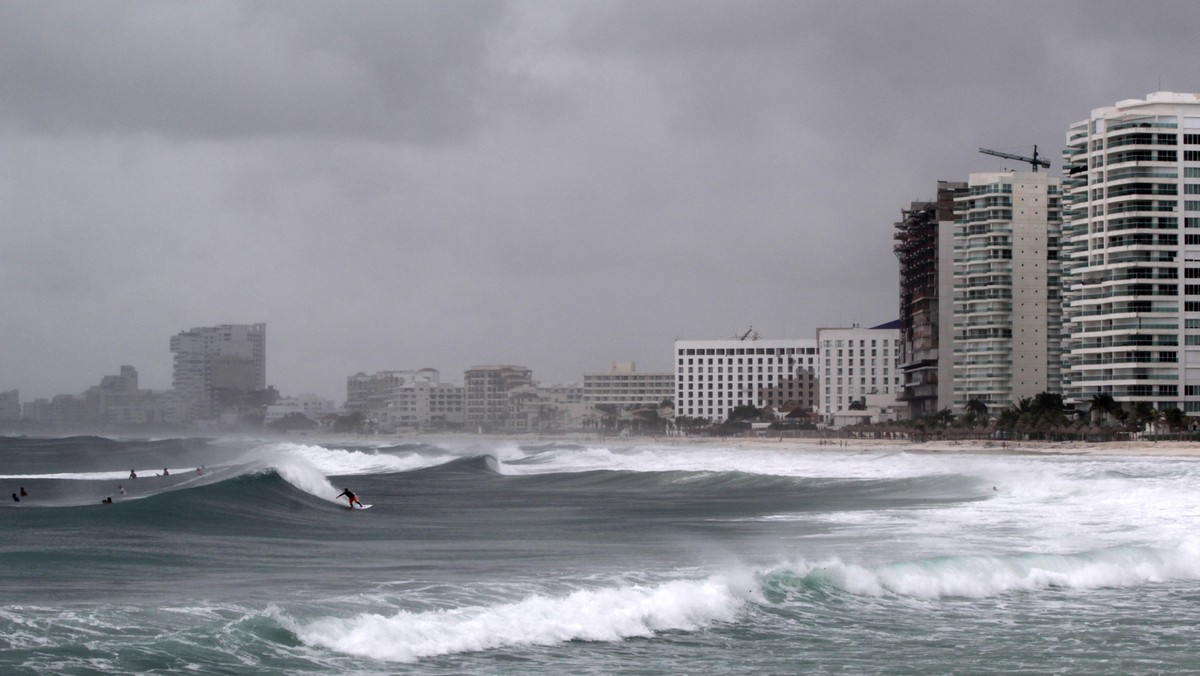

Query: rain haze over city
[[3, 0, 1198, 401]]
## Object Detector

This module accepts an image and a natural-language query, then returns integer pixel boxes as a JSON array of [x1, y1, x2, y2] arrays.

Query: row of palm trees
[[911, 392, 1193, 440]]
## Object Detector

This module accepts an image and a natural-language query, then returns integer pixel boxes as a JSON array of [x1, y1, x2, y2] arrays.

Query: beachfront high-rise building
[[170, 323, 266, 421], [817, 323, 902, 422], [951, 171, 1062, 413], [345, 370, 429, 415], [1061, 92, 1200, 416], [345, 368, 464, 430], [583, 362, 674, 407], [673, 338, 818, 423], [893, 181, 967, 419], [0, 389, 19, 421], [463, 365, 534, 431]]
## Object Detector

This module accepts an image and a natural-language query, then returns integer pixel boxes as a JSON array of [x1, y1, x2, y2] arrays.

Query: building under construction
[[893, 181, 965, 419]]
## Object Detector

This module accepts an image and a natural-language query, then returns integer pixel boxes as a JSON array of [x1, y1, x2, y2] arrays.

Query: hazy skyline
[[4, 1, 1199, 402]]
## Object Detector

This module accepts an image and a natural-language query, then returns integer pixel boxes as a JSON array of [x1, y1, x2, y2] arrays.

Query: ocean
[[3, 435, 1200, 674]]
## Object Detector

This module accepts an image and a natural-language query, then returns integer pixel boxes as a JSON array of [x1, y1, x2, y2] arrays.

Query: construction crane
[[736, 327, 757, 341], [978, 145, 1051, 172]]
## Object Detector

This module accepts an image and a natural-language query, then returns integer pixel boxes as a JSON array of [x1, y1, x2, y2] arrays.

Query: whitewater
[[3, 435, 1200, 673]]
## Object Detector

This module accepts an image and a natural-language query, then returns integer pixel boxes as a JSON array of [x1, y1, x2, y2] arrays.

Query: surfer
[[118, 485, 126, 495], [11, 493, 18, 503], [101, 497, 113, 504], [160, 468, 169, 476], [130, 470, 137, 479], [19, 487, 27, 497], [336, 488, 363, 509]]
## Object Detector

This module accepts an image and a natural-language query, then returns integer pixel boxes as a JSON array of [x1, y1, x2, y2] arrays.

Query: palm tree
[[1163, 407, 1186, 436], [965, 398, 989, 428], [1089, 392, 1118, 426]]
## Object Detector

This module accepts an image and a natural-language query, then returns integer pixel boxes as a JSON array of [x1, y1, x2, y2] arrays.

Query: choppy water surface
[[3, 435, 1200, 673]]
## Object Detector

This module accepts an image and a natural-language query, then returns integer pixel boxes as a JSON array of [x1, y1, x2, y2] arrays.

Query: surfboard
[[355, 504, 372, 510]]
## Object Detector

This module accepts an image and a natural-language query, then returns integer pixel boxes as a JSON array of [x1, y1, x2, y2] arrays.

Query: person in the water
[[336, 488, 362, 509]]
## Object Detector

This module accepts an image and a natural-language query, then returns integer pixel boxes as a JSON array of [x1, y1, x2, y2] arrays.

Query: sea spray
[[767, 544, 1200, 600], [295, 575, 747, 663]]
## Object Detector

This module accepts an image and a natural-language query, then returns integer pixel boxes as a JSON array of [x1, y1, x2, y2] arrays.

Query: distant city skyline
[[3, 2, 1198, 402]]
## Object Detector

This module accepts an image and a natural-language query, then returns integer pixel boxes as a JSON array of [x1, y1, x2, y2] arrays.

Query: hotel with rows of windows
[[674, 339, 819, 422], [1061, 92, 1200, 414], [952, 171, 1062, 412]]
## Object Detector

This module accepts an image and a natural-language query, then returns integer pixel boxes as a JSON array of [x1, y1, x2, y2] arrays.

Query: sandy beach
[[654, 435, 1200, 457]]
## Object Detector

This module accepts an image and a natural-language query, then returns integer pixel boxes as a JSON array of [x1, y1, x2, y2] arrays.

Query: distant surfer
[[101, 497, 113, 504], [160, 468, 169, 477], [130, 470, 137, 479], [19, 487, 27, 497], [118, 485, 126, 495], [11, 493, 18, 503], [336, 488, 363, 509]]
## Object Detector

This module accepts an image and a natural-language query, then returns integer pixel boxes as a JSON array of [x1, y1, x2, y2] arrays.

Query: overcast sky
[[3, 0, 1199, 403]]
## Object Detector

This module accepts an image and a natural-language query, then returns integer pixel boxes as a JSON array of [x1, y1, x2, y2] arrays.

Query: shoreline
[[284, 430, 1200, 458], [653, 435, 1200, 457]]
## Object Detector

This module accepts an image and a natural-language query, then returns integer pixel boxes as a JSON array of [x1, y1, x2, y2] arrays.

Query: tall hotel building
[[817, 324, 902, 419], [674, 339, 818, 422], [463, 365, 533, 431], [1062, 92, 1200, 414], [952, 171, 1062, 412], [169, 323, 266, 420]]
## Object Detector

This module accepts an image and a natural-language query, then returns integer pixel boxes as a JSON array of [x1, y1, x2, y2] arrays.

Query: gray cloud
[[0, 1, 503, 142], [4, 0, 1200, 402]]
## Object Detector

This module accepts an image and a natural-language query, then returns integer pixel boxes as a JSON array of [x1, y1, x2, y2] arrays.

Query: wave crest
[[294, 575, 747, 662], [766, 543, 1200, 600]]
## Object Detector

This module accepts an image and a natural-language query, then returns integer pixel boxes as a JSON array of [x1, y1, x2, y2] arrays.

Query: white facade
[[381, 378, 464, 430], [265, 394, 338, 424], [170, 323, 266, 421], [346, 369, 464, 430], [674, 339, 819, 422], [952, 172, 1062, 413], [1062, 92, 1200, 414], [817, 325, 901, 420], [346, 370, 427, 414], [584, 362, 674, 406], [464, 365, 533, 431]]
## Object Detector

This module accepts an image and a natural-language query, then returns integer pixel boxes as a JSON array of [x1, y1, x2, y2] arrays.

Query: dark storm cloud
[[3, 1, 1200, 402], [0, 1, 503, 142]]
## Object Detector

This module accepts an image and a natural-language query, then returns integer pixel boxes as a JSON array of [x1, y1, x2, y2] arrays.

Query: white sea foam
[[245, 442, 449, 477], [789, 542, 1200, 600], [294, 575, 746, 663], [501, 443, 1200, 556]]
